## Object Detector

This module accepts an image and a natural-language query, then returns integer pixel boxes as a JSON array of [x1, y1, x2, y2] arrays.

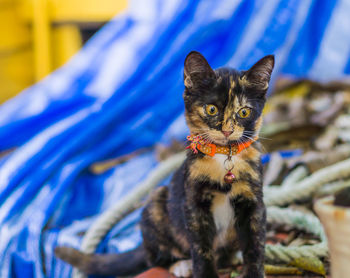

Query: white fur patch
[[213, 153, 227, 168], [211, 154, 236, 238], [213, 153, 238, 170], [232, 250, 243, 264], [211, 193, 235, 234], [169, 260, 192, 277]]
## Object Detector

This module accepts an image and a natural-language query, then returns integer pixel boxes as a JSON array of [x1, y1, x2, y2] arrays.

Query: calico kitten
[[55, 51, 274, 278]]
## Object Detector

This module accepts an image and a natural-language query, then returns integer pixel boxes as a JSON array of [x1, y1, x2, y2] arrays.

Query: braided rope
[[265, 243, 328, 263], [73, 152, 186, 278], [281, 165, 308, 188], [72, 154, 350, 278], [265, 207, 327, 263], [264, 157, 350, 206], [316, 179, 350, 197]]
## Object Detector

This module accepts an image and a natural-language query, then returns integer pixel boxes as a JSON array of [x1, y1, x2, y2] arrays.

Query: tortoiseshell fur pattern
[[55, 51, 274, 278]]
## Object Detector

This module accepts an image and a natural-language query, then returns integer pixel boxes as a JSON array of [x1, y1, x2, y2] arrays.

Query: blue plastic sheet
[[1, 0, 350, 277]]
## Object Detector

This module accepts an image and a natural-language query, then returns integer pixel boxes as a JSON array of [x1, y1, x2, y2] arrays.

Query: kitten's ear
[[184, 51, 215, 88], [242, 55, 275, 90]]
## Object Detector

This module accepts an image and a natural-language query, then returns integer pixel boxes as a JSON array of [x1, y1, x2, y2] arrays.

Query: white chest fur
[[213, 153, 238, 170], [210, 192, 235, 233], [213, 153, 228, 169]]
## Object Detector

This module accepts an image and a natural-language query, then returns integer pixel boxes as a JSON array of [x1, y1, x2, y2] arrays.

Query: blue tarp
[[1, 0, 350, 277]]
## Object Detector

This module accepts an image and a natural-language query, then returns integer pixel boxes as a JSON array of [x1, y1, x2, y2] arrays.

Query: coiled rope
[[265, 206, 327, 263], [73, 152, 186, 278], [73, 154, 350, 278], [264, 157, 350, 206]]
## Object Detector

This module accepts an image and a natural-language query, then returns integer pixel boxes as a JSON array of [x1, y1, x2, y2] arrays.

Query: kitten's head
[[183, 51, 274, 146]]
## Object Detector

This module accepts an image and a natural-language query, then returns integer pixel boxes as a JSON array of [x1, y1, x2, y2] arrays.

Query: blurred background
[[0, 0, 127, 103], [1, 0, 350, 277]]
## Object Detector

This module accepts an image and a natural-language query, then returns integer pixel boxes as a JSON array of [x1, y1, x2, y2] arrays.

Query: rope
[[72, 154, 350, 278], [73, 152, 186, 278], [230, 206, 327, 265], [316, 179, 350, 197], [265, 207, 327, 263], [264, 157, 350, 206], [281, 165, 308, 188]]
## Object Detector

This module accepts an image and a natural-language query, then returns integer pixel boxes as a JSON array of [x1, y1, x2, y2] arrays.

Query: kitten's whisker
[[242, 131, 256, 135], [243, 132, 272, 141], [242, 134, 255, 141], [238, 137, 250, 155], [195, 132, 210, 137], [240, 136, 253, 155], [201, 134, 214, 144], [242, 134, 269, 153]]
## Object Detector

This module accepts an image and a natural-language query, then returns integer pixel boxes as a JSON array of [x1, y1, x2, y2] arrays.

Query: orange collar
[[186, 135, 256, 157]]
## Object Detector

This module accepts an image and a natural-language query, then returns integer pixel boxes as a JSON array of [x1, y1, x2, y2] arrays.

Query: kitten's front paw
[[169, 260, 192, 278]]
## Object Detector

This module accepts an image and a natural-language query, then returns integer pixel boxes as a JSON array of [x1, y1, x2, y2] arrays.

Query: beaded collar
[[186, 135, 255, 157], [186, 134, 257, 184]]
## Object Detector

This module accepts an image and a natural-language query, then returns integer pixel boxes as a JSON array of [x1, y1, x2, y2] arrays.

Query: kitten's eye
[[238, 108, 251, 118], [205, 104, 218, 116]]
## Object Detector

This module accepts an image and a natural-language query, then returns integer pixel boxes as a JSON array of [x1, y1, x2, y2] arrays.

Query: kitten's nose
[[222, 131, 233, 137]]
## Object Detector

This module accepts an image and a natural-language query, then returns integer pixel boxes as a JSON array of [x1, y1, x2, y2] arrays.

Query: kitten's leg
[[215, 237, 239, 269], [232, 196, 266, 278], [140, 187, 177, 268], [183, 200, 219, 278]]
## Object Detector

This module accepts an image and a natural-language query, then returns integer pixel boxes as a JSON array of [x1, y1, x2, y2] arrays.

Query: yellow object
[[52, 25, 82, 68], [0, 0, 32, 103], [0, 0, 127, 103], [264, 264, 303, 275], [32, 0, 51, 79], [289, 257, 326, 276], [49, 0, 128, 22], [263, 82, 310, 114]]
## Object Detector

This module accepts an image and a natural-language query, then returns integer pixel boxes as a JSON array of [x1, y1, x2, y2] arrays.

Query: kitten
[[55, 51, 274, 278]]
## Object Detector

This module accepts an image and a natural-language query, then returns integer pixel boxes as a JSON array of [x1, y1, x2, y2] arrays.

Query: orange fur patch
[[229, 181, 256, 201], [255, 116, 263, 133], [189, 156, 226, 183]]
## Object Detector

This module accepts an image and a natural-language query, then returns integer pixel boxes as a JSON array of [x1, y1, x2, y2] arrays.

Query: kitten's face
[[183, 51, 274, 146]]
